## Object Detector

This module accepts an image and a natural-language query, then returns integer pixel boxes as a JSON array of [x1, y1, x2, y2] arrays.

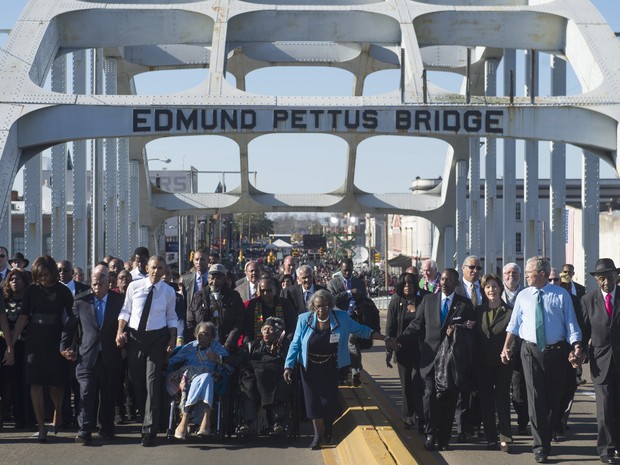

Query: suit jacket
[[580, 289, 620, 384], [281, 283, 326, 315], [386, 289, 430, 366], [456, 279, 485, 305], [398, 293, 475, 377], [235, 278, 258, 303], [474, 301, 513, 368], [182, 271, 207, 314], [186, 286, 244, 349], [326, 275, 367, 311], [573, 282, 586, 299], [67, 290, 124, 376]]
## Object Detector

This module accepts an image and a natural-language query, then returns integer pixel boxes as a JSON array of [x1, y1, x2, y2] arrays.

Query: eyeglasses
[[315, 305, 330, 311], [466, 265, 483, 271], [548, 277, 560, 282]]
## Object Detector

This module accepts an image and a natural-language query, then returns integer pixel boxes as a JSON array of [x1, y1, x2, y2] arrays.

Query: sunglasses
[[0, 254, 5, 258], [466, 265, 483, 271]]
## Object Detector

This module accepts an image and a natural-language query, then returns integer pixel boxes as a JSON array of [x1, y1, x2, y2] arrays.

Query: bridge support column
[[502, 50, 517, 266], [24, 155, 42, 260], [524, 49, 539, 260], [72, 51, 89, 271], [582, 151, 599, 290], [484, 58, 498, 273], [549, 55, 567, 268], [104, 57, 119, 257], [51, 55, 68, 260], [455, 159, 468, 269], [468, 138, 481, 256]]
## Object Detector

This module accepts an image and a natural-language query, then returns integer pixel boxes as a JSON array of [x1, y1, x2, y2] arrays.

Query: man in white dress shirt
[[116, 255, 178, 447]]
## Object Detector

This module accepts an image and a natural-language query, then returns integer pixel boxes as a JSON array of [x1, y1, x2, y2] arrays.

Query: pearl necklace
[[316, 314, 329, 323]]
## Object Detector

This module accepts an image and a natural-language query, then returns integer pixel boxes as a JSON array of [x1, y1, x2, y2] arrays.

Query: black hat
[[589, 258, 620, 276], [9, 252, 29, 268]]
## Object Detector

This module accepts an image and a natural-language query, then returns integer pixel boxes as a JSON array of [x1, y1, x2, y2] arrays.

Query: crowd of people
[[0, 246, 392, 451], [0, 244, 619, 464]]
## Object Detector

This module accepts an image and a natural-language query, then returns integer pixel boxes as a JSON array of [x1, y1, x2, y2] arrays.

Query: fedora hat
[[9, 252, 29, 268], [589, 258, 620, 276]]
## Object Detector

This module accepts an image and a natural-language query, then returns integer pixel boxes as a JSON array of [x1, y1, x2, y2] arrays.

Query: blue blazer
[[285, 309, 375, 370]]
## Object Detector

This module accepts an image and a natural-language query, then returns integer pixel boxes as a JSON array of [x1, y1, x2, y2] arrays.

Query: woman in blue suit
[[284, 289, 396, 449]]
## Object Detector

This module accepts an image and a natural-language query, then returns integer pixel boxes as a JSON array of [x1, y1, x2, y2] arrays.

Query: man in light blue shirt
[[501, 256, 583, 464]]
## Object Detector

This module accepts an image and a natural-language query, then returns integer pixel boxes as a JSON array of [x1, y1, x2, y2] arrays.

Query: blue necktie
[[441, 298, 449, 325], [95, 299, 104, 327], [535, 290, 546, 351]]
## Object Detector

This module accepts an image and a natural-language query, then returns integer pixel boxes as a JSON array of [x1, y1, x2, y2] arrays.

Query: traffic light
[[374, 252, 380, 262]]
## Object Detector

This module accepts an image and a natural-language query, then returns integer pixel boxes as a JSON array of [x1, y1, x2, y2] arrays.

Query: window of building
[[43, 234, 52, 256], [515, 202, 522, 222], [12, 234, 24, 255], [515, 232, 522, 254]]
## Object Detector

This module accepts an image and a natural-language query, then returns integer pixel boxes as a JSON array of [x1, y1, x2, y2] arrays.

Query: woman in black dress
[[386, 272, 429, 432], [1, 269, 32, 429], [12, 256, 75, 442]]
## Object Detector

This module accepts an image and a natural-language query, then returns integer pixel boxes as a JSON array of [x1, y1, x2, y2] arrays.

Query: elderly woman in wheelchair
[[239, 317, 292, 435], [167, 321, 229, 440]]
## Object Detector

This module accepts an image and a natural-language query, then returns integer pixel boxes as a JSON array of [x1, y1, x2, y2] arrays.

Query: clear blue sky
[[1, 1, 619, 196]]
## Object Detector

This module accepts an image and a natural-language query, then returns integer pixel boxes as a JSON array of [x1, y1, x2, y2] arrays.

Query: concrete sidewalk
[[357, 299, 600, 465]]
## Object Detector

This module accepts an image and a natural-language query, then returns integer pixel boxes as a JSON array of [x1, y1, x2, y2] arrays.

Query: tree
[[233, 213, 274, 242]]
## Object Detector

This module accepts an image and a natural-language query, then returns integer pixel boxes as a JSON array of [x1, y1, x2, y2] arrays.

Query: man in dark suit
[[563, 263, 586, 299], [281, 264, 325, 315], [327, 257, 368, 386], [397, 268, 476, 451], [580, 258, 620, 464], [181, 248, 209, 314], [64, 264, 124, 443]]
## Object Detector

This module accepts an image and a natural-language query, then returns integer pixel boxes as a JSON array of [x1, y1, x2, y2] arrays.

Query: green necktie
[[535, 290, 546, 351]]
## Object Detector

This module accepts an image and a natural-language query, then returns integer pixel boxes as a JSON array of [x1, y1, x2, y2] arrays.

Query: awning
[[387, 254, 413, 268]]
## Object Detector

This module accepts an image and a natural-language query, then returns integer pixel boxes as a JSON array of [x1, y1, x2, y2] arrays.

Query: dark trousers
[[76, 354, 120, 435], [127, 328, 169, 436], [478, 362, 513, 443], [521, 342, 568, 453], [423, 370, 459, 445], [594, 363, 620, 455], [397, 361, 424, 425]]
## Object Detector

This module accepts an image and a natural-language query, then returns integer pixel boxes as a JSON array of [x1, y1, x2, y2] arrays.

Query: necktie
[[196, 274, 203, 292], [95, 299, 104, 327], [605, 293, 613, 319], [535, 289, 546, 351], [440, 298, 449, 325], [470, 283, 478, 306], [138, 285, 154, 333]]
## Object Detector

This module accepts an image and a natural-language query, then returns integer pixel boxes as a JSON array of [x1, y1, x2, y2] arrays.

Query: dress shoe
[[309, 436, 322, 450], [534, 450, 548, 463], [424, 435, 436, 451], [600, 454, 620, 464], [141, 434, 154, 447], [457, 432, 468, 443], [500, 442, 511, 453], [352, 374, 362, 387], [98, 431, 115, 440], [36, 429, 48, 443], [173, 429, 187, 441], [75, 433, 92, 444], [438, 442, 450, 451], [403, 422, 414, 430], [418, 421, 427, 435], [613, 450, 620, 460]]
